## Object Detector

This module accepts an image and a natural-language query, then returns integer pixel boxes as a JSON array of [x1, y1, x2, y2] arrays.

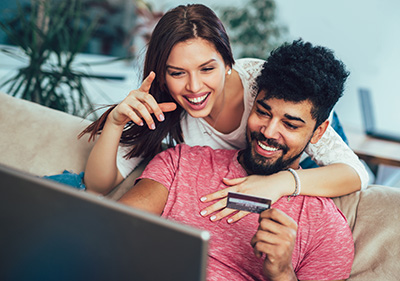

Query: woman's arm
[[304, 124, 368, 190], [84, 72, 176, 195], [199, 163, 359, 223], [84, 117, 126, 195], [199, 125, 367, 223]]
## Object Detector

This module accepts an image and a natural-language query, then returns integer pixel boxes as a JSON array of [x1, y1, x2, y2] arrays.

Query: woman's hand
[[199, 172, 292, 223], [109, 71, 177, 129]]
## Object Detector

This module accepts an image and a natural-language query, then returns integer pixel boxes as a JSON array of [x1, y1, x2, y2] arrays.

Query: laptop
[[0, 164, 209, 281], [359, 88, 400, 143]]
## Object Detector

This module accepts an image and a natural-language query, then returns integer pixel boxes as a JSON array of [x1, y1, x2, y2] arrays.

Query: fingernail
[[210, 215, 216, 221], [200, 210, 207, 216], [159, 114, 165, 122], [138, 121, 144, 126], [227, 218, 233, 224], [150, 124, 155, 130], [200, 197, 207, 202]]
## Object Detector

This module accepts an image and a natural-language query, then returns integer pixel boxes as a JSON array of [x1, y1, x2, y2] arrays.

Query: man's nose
[[260, 121, 280, 140], [186, 73, 202, 92]]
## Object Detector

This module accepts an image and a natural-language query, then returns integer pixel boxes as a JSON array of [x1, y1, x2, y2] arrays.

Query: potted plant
[[0, 0, 100, 118], [216, 0, 287, 59]]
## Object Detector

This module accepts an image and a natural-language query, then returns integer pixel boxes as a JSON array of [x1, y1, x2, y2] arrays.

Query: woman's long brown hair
[[79, 4, 234, 160]]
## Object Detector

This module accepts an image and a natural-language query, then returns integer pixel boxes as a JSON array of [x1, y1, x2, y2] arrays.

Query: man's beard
[[241, 131, 309, 176]]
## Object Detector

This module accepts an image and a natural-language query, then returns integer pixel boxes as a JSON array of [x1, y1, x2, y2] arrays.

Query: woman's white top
[[117, 58, 368, 189]]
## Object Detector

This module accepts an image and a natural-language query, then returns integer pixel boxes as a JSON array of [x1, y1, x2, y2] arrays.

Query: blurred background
[[1, 0, 399, 185]]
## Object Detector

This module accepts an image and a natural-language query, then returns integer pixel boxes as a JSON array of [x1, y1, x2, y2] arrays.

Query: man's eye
[[256, 108, 269, 116], [285, 122, 298, 130]]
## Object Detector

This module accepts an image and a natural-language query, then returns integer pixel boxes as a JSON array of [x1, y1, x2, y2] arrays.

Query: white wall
[[147, 0, 400, 133], [2, 0, 398, 132], [274, 0, 400, 133]]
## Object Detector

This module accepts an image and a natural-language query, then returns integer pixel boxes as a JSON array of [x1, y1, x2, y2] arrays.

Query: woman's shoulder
[[234, 58, 265, 83], [233, 58, 266, 100], [234, 58, 266, 73]]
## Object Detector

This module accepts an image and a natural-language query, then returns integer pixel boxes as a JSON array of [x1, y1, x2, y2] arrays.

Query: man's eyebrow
[[166, 59, 216, 70], [256, 100, 306, 124], [256, 100, 271, 110], [284, 114, 306, 124]]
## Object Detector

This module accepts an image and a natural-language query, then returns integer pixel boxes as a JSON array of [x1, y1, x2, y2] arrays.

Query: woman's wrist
[[287, 168, 301, 200], [276, 169, 300, 197]]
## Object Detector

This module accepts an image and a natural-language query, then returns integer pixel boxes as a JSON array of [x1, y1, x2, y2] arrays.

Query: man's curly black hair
[[255, 39, 350, 128]]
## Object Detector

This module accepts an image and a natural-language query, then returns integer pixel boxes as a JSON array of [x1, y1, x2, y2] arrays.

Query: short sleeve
[[116, 145, 144, 178], [136, 145, 183, 190], [295, 200, 355, 280]]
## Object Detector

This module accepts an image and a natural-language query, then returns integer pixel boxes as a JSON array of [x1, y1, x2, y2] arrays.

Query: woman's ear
[[310, 120, 329, 144], [225, 63, 232, 75]]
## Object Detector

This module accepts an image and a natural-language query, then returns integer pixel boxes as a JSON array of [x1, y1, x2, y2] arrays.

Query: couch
[[0, 92, 399, 280]]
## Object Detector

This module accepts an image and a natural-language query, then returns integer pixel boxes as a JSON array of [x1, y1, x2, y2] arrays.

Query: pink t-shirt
[[138, 144, 354, 280]]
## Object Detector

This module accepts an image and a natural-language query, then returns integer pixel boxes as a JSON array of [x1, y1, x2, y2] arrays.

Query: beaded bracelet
[[287, 168, 301, 201]]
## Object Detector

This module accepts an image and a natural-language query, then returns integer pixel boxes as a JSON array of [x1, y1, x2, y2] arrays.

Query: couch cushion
[[335, 185, 400, 280]]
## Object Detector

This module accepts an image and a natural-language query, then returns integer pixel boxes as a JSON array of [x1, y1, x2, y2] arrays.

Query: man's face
[[241, 90, 328, 175]]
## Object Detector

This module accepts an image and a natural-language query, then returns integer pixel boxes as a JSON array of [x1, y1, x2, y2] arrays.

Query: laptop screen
[[0, 164, 209, 281]]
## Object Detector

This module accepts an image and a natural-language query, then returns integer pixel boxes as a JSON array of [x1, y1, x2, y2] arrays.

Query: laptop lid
[[359, 88, 400, 142], [0, 164, 209, 281], [359, 88, 375, 134]]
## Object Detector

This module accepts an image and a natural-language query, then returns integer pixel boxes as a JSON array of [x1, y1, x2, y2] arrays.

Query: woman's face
[[165, 38, 230, 119]]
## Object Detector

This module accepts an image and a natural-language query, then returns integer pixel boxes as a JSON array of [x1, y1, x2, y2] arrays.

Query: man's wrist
[[267, 267, 297, 281]]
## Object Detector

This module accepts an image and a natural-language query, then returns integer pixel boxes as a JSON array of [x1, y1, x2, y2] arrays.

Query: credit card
[[226, 191, 271, 214]]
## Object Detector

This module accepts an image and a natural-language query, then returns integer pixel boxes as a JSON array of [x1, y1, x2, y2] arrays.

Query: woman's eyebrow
[[166, 59, 216, 70]]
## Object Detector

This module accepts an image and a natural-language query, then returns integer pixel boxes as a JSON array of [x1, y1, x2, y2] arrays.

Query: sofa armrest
[[0, 92, 94, 176]]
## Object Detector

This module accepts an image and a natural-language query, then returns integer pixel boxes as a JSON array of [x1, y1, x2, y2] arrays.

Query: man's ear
[[310, 120, 329, 144]]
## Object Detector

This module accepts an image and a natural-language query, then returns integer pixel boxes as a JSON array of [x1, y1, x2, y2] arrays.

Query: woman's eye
[[202, 67, 214, 72], [170, 71, 184, 77]]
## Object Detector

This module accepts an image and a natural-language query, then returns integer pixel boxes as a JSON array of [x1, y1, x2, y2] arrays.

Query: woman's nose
[[186, 73, 202, 92]]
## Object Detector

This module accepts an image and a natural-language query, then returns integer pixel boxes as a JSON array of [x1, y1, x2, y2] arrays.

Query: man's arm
[[118, 178, 169, 215]]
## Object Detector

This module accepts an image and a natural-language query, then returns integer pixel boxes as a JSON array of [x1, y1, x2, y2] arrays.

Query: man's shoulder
[[166, 144, 237, 158], [276, 195, 347, 225], [285, 196, 354, 279]]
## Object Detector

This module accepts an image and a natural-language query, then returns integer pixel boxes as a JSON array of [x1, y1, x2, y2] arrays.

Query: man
[[119, 39, 354, 280]]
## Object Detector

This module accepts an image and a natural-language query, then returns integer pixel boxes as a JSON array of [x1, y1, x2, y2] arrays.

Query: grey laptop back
[[359, 88, 400, 143], [0, 164, 209, 281]]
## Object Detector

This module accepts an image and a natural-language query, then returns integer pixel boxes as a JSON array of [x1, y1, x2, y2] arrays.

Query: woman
[[81, 4, 367, 223]]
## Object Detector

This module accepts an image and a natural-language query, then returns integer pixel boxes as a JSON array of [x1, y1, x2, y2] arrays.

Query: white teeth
[[187, 94, 208, 104], [258, 141, 278, 151]]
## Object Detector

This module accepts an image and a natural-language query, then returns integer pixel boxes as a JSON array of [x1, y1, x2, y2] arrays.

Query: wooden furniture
[[345, 126, 400, 168]]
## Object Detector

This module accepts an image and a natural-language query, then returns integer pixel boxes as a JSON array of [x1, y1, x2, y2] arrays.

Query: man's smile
[[257, 141, 279, 152]]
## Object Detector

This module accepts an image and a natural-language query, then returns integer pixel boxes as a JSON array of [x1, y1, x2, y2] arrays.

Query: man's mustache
[[250, 131, 289, 154]]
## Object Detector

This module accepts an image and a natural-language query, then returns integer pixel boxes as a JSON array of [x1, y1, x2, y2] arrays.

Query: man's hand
[[251, 208, 298, 281]]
